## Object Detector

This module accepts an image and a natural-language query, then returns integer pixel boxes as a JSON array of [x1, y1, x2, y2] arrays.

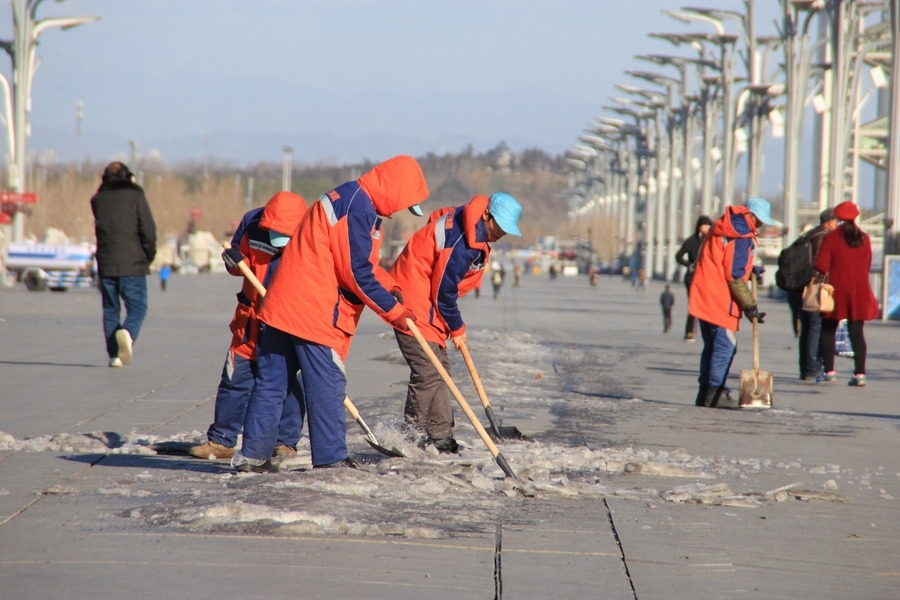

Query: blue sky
[[8, 0, 879, 203]]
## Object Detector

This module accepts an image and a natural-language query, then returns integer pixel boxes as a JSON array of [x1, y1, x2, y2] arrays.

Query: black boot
[[695, 386, 709, 407]]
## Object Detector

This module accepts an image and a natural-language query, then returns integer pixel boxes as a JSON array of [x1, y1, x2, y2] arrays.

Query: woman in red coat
[[813, 201, 879, 386]]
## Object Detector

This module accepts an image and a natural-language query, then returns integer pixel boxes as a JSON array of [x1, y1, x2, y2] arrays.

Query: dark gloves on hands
[[743, 305, 766, 324], [390, 288, 404, 304], [389, 307, 417, 332], [222, 247, 245, 270]]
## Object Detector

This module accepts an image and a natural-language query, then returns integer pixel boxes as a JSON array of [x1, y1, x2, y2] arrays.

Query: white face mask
[[269, 231, 290, 248]]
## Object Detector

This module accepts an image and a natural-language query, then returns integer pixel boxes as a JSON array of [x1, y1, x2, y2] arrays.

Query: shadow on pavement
[[0, 360, 101, 368], [62, 452, 234, 474]]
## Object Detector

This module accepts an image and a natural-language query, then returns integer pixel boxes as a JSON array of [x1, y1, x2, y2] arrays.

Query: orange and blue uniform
[[206, 192, 307, 449], [389, 196, 491, 440], [241, 156, 429, 466], [688, 205, 758, 406]]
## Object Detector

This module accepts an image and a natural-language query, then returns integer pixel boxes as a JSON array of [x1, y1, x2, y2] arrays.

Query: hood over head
[[694, 214, 714, 235], [260, 191, 307, 237], [358, 155, 429, 217], [711, 205, 758, 239]]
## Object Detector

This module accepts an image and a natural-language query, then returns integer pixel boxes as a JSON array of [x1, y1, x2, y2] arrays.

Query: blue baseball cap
[[488, 192, 523, 237], [746, 196, 775, 226]]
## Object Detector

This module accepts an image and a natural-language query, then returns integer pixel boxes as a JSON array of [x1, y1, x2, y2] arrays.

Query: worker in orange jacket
[[233, 156, 428, 472], [688, 197, 772, 408], [390, 193, 522, 452], [189, 192, 307, 460]]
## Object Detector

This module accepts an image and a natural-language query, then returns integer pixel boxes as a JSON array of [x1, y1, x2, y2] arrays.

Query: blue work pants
[[99, 276, 148, 358], [242, 325, 346, 466], [207, 350, 303, 449], [698, 320, 737, 394]]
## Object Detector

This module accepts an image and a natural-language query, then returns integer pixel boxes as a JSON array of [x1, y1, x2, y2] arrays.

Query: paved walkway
[[1, 271, 898, 599]]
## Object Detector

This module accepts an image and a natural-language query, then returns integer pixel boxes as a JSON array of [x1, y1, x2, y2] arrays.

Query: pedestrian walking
[[688, 197, 772, 408], [783, 208, 838, 380], [675, 215, 714, 341], [234, 156, 427, 472], [90, 162, 157, 367], [513, 262, 522, 288], [636, 268, 646, 291], [159, 264, 171, 291], [491, 260, 505, 299], [813, 202, 879, 387], [660, 285, 675, 333], [189, 192, 307, 461], [391, 193, 522, 453]]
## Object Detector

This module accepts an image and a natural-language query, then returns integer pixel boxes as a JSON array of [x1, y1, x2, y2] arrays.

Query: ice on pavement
[[5, 329, 881, 539]]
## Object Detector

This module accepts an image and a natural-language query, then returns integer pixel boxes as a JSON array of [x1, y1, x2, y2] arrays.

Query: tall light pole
[[75, 99, 82, 175], [885, 0, 900, 254], [1, 1, 99, 241], [282, 146, 293, 192]]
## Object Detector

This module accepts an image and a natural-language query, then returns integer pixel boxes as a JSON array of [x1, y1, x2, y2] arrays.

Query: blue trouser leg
[[118, 275, 148, 343], [799, 309, 822, 377], [295, 338, 347, 467], [275, 368, 305, 448], [241, 325, 298, 461], [99, 277, 122, 358], [207, 350, 256, 447], [699, 320, 737, 395]]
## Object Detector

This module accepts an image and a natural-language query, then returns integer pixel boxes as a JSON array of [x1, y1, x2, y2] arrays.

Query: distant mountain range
[[28, 126, 556, 168]]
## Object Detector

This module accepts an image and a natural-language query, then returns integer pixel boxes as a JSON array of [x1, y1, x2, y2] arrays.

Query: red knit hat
[[833, 201, 859, 221]]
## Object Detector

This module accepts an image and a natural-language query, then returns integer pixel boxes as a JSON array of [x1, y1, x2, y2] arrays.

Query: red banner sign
[[0, 192, 37, 204]]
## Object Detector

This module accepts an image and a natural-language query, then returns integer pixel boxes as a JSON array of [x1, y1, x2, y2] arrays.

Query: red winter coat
[[227, 191, 307, 360], [391, 196, 491, 347], [258, 156, 429, 360], [813, 225, 878, 322], [688, 206, 758, 331]]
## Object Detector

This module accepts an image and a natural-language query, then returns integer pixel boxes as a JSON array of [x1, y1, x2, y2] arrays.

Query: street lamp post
[[282, 146, 293, 191], [1, 0, 99, 241], [887, 0, 900, 254]]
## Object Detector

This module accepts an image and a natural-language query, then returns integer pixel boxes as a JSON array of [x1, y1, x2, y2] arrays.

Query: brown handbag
[[802, 275, 834, 313]]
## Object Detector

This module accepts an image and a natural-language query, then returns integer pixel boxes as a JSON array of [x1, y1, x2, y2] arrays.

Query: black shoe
[[236, 460, 279, 473], [431, 438, 459, 454], [313, 457, 358, 469]]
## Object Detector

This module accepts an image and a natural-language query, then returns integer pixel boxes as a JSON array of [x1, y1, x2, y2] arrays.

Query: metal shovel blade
[[738, 368, 773, 409], [363, 434, 406, 458]]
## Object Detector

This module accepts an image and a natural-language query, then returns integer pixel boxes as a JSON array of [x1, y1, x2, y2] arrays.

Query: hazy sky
[[3, 0, 791, 169]]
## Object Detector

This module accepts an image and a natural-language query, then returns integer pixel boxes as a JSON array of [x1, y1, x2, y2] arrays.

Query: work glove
[[222, 247, 245, 270], [743, 305, 766, 324], [752, 265, 765, 285], [390, 288, 404, 304], [389, 307, 417, 332]]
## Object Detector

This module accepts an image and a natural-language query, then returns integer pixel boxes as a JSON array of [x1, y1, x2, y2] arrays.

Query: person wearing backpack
[[778, 208, 837, 380]]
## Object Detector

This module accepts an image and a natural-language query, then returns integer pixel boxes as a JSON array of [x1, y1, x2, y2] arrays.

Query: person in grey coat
[[90, 162, 157, 367]]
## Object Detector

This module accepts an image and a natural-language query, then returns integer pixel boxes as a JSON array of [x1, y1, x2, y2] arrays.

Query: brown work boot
[[188, 440, 235, 459], [272, 445, 297, 457]]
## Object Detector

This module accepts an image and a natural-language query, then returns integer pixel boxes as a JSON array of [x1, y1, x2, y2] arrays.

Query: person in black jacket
[[90, 162, 157, 367], [674, 215, 713, 341]]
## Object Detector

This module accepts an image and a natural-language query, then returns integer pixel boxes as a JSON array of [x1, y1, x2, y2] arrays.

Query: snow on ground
[[5, 329, 894, 539]]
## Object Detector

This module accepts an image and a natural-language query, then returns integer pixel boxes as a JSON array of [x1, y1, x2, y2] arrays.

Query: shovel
[[458, 341, 526, 441], [739, 276, 773, 409], [407, 319, 518, 480], [221, 242, 406, 458]]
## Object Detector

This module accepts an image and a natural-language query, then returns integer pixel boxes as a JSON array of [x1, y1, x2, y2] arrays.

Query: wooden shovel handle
[[752, 275, 759, 372], [222, 241, 266, 297], [459, 342, 491, 411], [406, 319, 502, 458]]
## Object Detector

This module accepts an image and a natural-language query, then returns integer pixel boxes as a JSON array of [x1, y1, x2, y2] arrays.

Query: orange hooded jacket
[[390, 196, 491, 346], [258, 156, 429, 360], [227, 191, 307, 360], [688, 205, 758, 331]]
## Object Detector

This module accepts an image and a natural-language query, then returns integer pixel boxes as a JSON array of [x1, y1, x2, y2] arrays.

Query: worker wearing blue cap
[[390, 192, 522, 452]]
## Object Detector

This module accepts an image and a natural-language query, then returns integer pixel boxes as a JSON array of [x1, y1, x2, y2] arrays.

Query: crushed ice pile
[[0, 430, 204, 455]]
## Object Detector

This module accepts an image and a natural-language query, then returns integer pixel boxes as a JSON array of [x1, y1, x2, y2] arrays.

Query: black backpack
[[775, 235, 814, 291]]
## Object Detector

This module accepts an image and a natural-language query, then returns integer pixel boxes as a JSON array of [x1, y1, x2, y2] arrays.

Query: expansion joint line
[[494, 520, 503, 600], [603, 497, 638, 600]]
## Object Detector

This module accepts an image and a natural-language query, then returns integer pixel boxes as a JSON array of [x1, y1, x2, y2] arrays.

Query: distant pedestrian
[[675, 215, 714, 341], [785, 208, 838, 380], [513, 263, 522, 288], [90, 162, 157, 367], [159, 264, 171, 291], [636, 268, 646, 291], [660, 285, 674, 333], [813, 202, 879, 387], [688, 197, 772, 408]]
